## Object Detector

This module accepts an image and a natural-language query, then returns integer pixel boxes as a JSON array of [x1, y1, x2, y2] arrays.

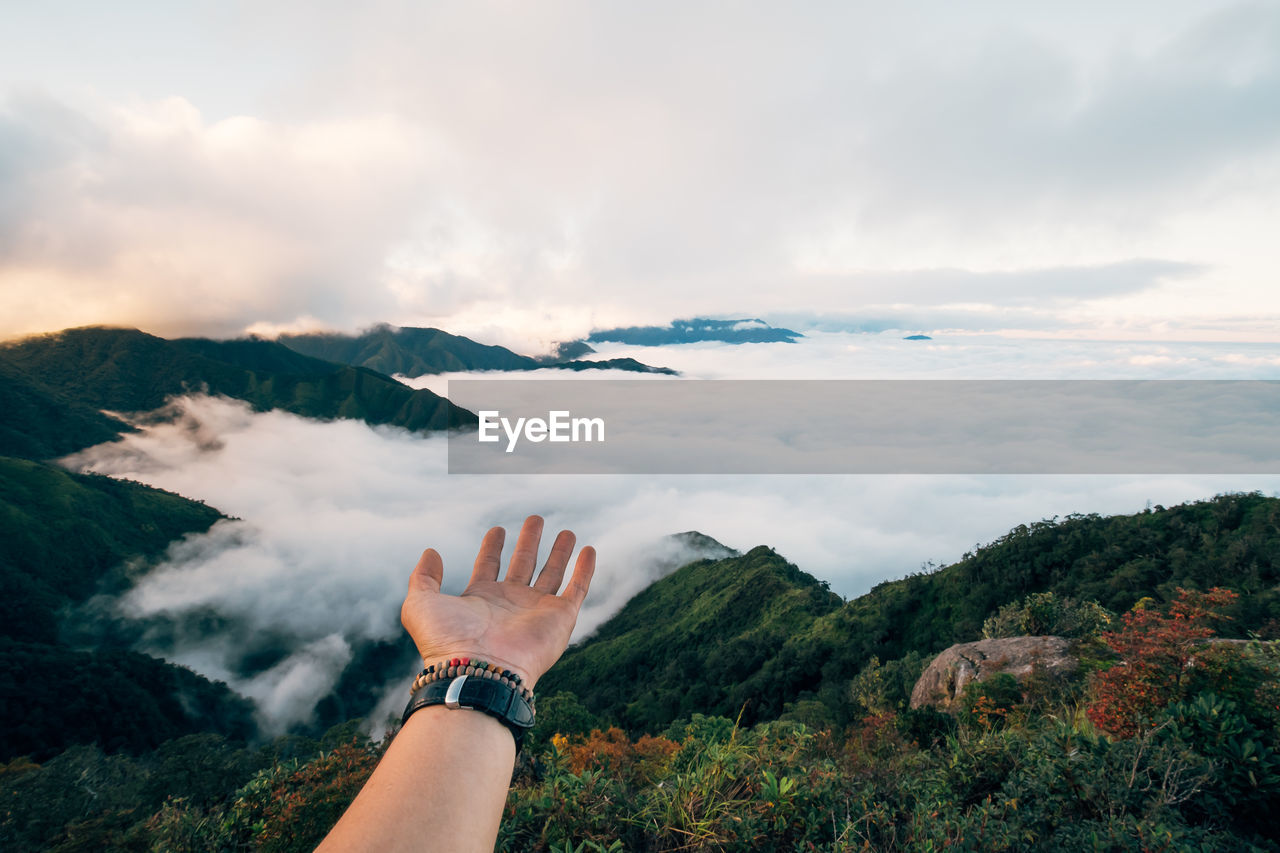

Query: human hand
[[400, 515, 595, 688]]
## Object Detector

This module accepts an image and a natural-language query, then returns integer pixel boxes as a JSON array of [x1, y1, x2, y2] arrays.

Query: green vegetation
[[982, 591, 1114, 640], [280, 324, 546, 376], [0, 456, 223, 644], [0, 326, 474, 456], [18, 608, 1275, 851], [0, 359, 132, 459], [0, 456, 255, 763], [543, 493, 1280, 733], [279, 323, 676, 376], [5, 493, 1279, 848], [540, 546, 844, 730], [0, 726, 368, 852], [0, 641, 256, 763]]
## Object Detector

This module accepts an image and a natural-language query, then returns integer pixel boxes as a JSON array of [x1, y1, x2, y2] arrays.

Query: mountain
[[0, 456, 225, 644], [543, 493, 1280, 732], [668, 530, 739, 559], [550, 357, 676, 375], [585, 317, 803, 346], [0, 327, 474, 457], [280, 325, 540, 376], [0, 640, 257, 763], [539, 545, 844, 730], [0, 359, 133, 459], [0, 326, 479, 760], [278, 324, 676, 376], [535, 340, 597, 363], [306, 529, 736, 735], [0, 455, 255, 761], [8, 497, 1280, 850]]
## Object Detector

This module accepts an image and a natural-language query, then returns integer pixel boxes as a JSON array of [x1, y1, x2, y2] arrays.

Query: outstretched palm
[[400, 516, 596, 688]]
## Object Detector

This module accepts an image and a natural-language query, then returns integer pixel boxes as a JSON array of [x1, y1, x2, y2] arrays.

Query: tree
[[1086, 588, 1237, 738]]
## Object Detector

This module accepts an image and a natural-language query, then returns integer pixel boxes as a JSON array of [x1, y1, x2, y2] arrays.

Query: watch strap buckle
[[444, 675, 470, 709]]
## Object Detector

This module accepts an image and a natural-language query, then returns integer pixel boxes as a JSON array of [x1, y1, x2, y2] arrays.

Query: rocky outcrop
[[909, 636, 1077, 710]]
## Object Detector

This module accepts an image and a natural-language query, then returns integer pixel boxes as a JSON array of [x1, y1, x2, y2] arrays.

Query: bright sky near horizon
[[2, 1, 1279, 351]]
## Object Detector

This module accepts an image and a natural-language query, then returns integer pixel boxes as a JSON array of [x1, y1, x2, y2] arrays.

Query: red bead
[[460, 657, 470, 667], [450, 657, 460, 667]]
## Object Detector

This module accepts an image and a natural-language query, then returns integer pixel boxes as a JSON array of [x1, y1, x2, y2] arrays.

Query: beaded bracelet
[[410, 657, 536, 706]]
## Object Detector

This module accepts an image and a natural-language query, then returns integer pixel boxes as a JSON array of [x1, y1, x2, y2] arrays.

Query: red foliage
[[1086, 587, 1237, 738], [564, 726, 679, 784]]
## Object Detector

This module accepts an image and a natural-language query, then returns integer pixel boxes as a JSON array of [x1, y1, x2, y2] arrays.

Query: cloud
[[3, 3, 1280, 344], [841, 3, 1280, 219], [772, 259, 1206, 316], [574, 331, 1280, 380], [0, 92, 432, 339]]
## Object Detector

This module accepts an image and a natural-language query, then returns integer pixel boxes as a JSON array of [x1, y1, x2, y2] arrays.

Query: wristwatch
[[402, 674, 536, 749]]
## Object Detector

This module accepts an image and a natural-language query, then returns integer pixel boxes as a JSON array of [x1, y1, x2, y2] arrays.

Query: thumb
[[409, 548, 444, 594]]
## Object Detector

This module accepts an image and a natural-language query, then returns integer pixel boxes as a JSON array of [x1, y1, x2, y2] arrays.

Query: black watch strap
[[402, 675, 535, 749]]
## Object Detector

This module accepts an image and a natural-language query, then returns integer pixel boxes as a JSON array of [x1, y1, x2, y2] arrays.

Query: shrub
[[983, 592, 1113, 640], [1161, 693, 1280, 837], [959, 673, 1022, 729], [1087, 588, 1238, 737], [847, 652, 929, 716]]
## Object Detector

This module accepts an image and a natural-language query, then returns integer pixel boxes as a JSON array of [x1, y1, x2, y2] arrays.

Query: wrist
[[404, 660, 538, 751], [416, 651, 536, 689], [411, 656, 537, 707]]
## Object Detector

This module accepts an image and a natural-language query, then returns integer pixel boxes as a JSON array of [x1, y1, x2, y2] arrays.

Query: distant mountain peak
[[585, 317, 802, 346], [668, 530, 738, 558], [278, 324, 676, 377]]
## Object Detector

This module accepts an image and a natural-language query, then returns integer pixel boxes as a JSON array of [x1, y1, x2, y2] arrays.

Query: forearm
[[320, 518, 594, 851], [317, 705, 516, 853]]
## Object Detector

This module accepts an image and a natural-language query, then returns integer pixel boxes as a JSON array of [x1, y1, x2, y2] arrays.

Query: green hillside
[[0, 456, 224, 644], [539, 546, 844, 729], [280, 324, 676, 376], [6, 493, 1280, 850], [545, 493, 1280, 731], [280, 324, 542, 376], [0, 359, 132, 459], [0, 327, 475, 454], [0, 456, 255, 761], [0, 640, 256, 762]]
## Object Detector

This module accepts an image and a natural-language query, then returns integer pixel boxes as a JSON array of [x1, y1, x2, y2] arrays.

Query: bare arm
[[317, 515, 596, 852]]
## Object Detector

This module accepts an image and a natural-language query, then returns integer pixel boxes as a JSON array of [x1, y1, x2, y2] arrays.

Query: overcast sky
[[2, 1, 1278, 351]]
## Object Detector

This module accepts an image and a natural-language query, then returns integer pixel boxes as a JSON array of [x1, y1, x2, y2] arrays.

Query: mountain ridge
[[543, 492, 1280, 732], [0, 358, 134, 459], [540, 545, 845, 728], [585, 317, 803, 346], [0, 454, 256, 761], [278, 324, 677, 377], [0, 326, 475, 459]]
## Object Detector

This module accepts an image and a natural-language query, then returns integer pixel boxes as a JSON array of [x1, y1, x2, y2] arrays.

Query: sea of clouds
[[62, 332, 1280, 732]]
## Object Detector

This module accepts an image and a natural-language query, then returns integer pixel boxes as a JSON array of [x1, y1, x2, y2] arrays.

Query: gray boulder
[[909, 636, 1077, 710]]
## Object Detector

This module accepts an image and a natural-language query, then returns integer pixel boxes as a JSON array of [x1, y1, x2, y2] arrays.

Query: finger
[[532, 529, 577, 594], [409, 548, 444, 594], [504, 515, 544, 585], [562, 545, 596, 609], [468, 526, 506, 586]]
